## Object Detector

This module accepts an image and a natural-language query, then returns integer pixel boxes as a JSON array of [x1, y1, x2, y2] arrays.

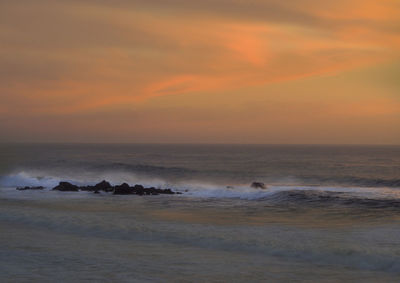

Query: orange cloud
[[1, 0, 399, 143]]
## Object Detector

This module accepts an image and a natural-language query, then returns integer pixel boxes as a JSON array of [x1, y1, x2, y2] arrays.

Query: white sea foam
[[174, 182, 400, 200], [0, 171, 61, 188], [1, 171, 400, 201]]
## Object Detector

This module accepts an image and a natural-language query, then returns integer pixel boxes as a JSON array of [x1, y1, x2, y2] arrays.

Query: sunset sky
[[1, 0, 399, 144]]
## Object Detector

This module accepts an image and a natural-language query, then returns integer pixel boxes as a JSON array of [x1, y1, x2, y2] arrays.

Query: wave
[[82, 164, 400, 188], [0, 172, 61, 188], [267, 190, 400, 209], [4, 158, 400, 189], [90, 162, 196, 175], [0, 171, 169, 190], [302, 175, 400, 188], [179, 184, 400, 205], [1, 171, 400, 208]]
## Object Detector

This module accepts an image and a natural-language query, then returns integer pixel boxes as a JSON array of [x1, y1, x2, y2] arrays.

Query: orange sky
[[1, 0, 399, 144]]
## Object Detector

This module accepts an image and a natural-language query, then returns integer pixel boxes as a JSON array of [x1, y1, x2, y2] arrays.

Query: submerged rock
[[16, 186, 44, 191], [250, 182, 267, 189], [52, 182, 79, 192]]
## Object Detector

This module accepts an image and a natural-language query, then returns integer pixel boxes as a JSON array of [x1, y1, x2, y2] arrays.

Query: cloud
[[0, 0, 399, 143]]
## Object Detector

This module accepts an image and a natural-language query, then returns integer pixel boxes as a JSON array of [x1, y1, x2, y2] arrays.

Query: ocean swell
[[306, 175, 400, 188], [91, 162, 196, 175], [1, 171, 400, 209], [267, 190, 400, 209]]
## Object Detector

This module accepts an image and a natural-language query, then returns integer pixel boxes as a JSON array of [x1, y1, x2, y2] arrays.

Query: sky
[[1, 0, 399, 144]]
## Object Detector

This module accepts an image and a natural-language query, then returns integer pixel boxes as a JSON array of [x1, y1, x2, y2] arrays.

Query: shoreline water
[[1, 144, 399, 282], [1, 191, 400, 282]]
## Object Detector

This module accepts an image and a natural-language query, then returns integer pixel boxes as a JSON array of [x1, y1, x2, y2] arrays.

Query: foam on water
[[0, 171, 61, 188], [0, 170, 166, 189], [2, 171, 400, 206], [1, 144, 400, 281]]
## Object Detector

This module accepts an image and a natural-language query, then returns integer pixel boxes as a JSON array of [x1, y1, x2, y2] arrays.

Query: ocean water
[[1, 143, 400, 282]]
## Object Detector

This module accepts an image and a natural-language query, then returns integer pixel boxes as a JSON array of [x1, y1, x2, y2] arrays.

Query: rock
[[144, 187, 158, 195], [250, 182, 267, 189], [79, 181, 113, 192], [132, 184, 144, 195], [94, 180, 113, 192], [18, 180, 179, 195], [162, 188, 175, 195], [129, 184, 175, 195], [133, 184, 144, 190], [52, 182, 79, 191], [113, 183, 133, 195], [79, 185, 96, 192], [16, 186, 44, 191]]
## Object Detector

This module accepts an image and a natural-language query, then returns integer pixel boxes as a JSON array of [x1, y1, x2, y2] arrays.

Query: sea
[[0, 143, 399, 282]]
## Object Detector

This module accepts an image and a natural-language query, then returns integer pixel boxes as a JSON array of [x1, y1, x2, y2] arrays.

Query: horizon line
[[0, 141, 399, 146]]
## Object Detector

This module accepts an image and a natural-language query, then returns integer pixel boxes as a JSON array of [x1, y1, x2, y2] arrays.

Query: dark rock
[[17, 180, 179, 195], [132, 184, 144, 195], [133, 184, 144, 190], [162, 188, 175, 195], [129, 184, 175, 195], [149, 187, 160, 195], [250, 182, 267, 189], [104, 187, 114, 192], [80, 181, 113, 192], [113, 183, 133, 195], [16, 186, 44, 191], [79, 185, 96, 192], [52, 182, 79, 191], [94, 180, 113, 192]]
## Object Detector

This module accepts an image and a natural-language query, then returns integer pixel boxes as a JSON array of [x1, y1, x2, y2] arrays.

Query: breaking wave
[[66, 163, 400, 188], [1, 171, 400, 208]]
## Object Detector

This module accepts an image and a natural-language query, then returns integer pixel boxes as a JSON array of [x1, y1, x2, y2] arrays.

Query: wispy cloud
[[0, 0, 399, 143]]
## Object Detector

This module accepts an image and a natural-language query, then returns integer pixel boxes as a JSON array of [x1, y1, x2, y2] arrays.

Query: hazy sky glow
[[1, 0, 399, 143]]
